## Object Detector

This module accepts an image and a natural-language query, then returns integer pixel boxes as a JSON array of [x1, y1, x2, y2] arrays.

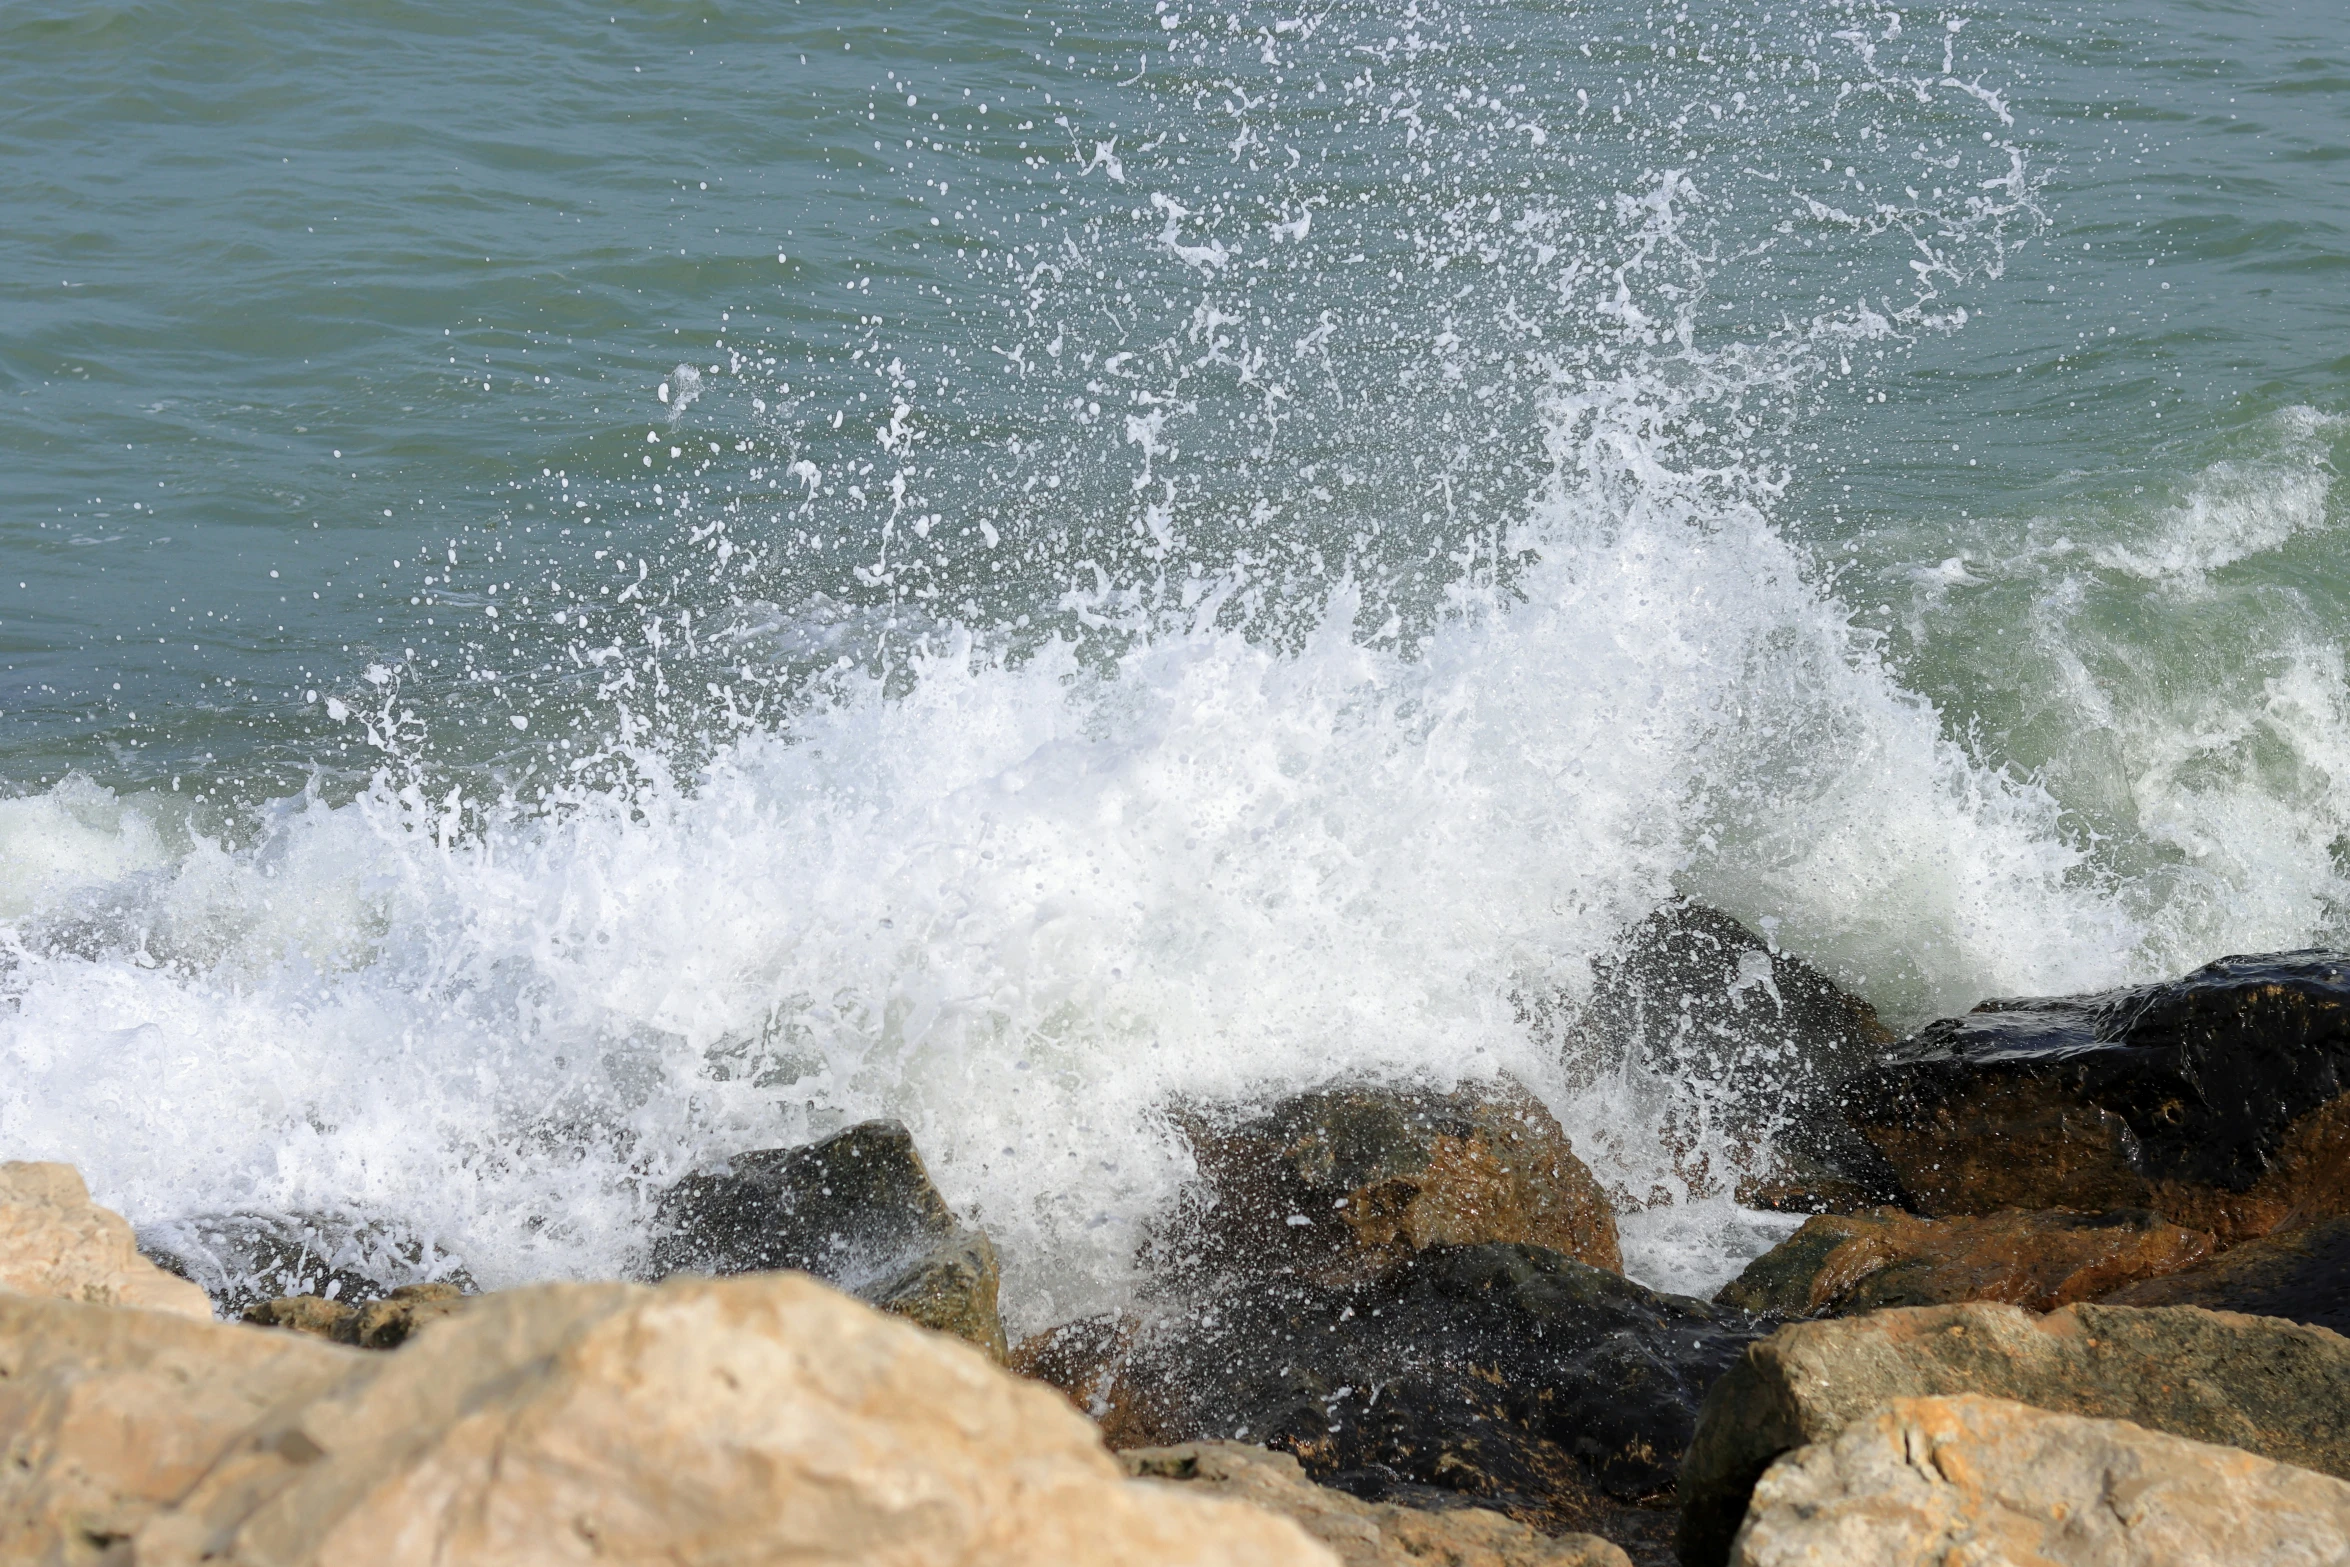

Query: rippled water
[[2, 0, 2345, 1315]]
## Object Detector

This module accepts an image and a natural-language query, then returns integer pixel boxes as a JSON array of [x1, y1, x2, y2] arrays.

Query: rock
[[0, 1161, 214, 1319], [125, 1272, 1335, 1567], [1124, 1441, 1634, 1567], [1170, 1080, 1621, 1289], [243, 1282, 470, 1349], [243, 1294, 358, 1340], [1573, 906, 1898, 1210], [1675, 1299, 2350, 1567], [2102, 1213, 2350, 1335], [647, 1119, 1008, 1360], [1729, 1394, 2350, 1567], [0, 1291, 357, 1560], [1026, 1243, 1761, 1537], [138, 1207, 474, 1316], [1835, 950, 2350, 1242], [1715, 1206, 2214, 1317]]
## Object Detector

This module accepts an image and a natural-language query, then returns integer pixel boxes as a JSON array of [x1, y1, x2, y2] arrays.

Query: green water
[[1, 0, 2347, 1299]]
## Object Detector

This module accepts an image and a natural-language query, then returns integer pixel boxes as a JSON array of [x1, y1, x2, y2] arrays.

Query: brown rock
[[2101, 1212, 2350, 1335], [1124, 1442, 1633, 1567], [0, 1161, 214, 1320], [1010, 1313, 1177, 1452], [0, 1292, 357, 1561], [1835, 951, 2350, 1244], [1715, 1206, 2214, 1317], [1174, 1080, 1620, 1288], [1730, 1394, 2350, 1566], [242, 1294, 359, 1340], [127, 1272, 1335, 1566], [1675, 1300, 2350, 1567]]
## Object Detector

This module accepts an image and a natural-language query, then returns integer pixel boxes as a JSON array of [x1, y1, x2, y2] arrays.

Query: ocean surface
[[2, 0, 2345, 1320]]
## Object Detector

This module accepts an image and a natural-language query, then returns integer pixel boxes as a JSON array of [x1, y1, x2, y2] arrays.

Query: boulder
[[1675, 1300, 2350, 1567], [2102, 1213, 2350, 1335], [1024, 1243, 1761, 1536], [0, 1161, 214, 1319], [1572, 906, 1898, 1212], [646, 1120, 1008, 1360], [244, 1281, 471, 1350], [1730, 1394, 2350, 1567], [1170, 1080, 1621, 1290], [1715, 1206, 2213, 1317], [138, 1207, 474, 1316], [1834, 950, 2350, 1242], [0, 1291, 357, 1560], [2, 1273, 1335, 1566], [1124, 1441, 1634, 1567]]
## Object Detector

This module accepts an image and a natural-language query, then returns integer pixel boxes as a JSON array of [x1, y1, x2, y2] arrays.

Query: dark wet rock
[[1715, 1206, 2214, 1318], [242, 1294, 357, 1340], [2101, 1213, 2350, 1335], [1835, 950, 2350, 1242], [1675, 1299, 2350, 1567], [646, 1119, 1006, 1359], [1023, 1243, 1762, 1538], [138, 1210, 474, 1317], [1568, 905, 1901, 1209], [1169, 1080, 1621, 1290]]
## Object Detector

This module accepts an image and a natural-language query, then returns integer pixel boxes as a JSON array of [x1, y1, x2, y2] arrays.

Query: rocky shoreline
[[3, 914, 2347, 1563]]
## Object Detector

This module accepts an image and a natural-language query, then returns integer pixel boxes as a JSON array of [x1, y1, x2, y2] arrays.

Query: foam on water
[[5, 0, 2347, 1323], [3, 325, 2282, 1324]]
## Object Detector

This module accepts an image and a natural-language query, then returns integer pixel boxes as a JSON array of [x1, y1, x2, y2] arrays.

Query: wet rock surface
[[2100, 1212, 2350, 1334], [647, 1119, 1008, 1359], [1730, 1393, 2350, 1567], [1675, 1300, 2350, 1567], [1573, 905, 1899, 1212], [1025, 1243, 1761, 1544], [138, 1208, 473, 1317], [1834, 950, 2350, 1241], [243, 1281, 470, 1349], [1715, 1205, 2214, 1317], [1125, 1441, 1633, 1567], [1171, 1081, 1622, 1289]]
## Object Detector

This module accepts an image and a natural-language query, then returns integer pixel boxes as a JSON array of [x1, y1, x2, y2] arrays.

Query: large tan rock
[[1715, 1206, 2214, 1317], [0, 1292, 357, 1563], [129, 1272, 1335, 1566], [1676, 1300, 2350, 1567], [1731, 1394, 2350, 1566], [0, 1161, 214, 1319], [1123, 1443, 1634, 1567]]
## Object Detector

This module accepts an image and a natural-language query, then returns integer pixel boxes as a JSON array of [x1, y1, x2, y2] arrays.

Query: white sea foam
[[8, 328, 2293, 1323]]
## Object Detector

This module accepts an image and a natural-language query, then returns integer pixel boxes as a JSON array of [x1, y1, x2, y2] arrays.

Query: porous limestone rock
[[1730, 1394, 2350, 1567], [0, 1160, 213, 1319], [1833, 950, 2350, 1242], [1172, 1080, 1621, 1289], [1676, 1300, 2350, 1567], [128, 1272, 1335, 1566], [1716, 1206, 2213, 1317], [647, 1120, 1009, 1360], [0, 1291, 357, 1562], [1124, 1442, 1634, 1567], [2102, 1212, 2350, 1335]]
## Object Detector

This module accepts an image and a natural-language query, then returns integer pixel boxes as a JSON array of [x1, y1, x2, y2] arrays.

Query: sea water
[[2, 0, 2345, 1323]]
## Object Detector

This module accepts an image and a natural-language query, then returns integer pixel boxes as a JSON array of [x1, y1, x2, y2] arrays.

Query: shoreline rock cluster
[[2, 909, 2346, 1563]]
